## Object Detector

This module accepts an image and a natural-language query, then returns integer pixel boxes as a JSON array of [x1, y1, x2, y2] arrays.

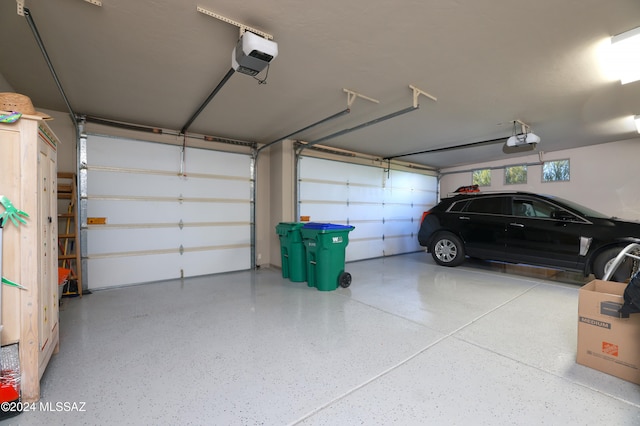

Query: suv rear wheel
[[430, 232, 465, 267]]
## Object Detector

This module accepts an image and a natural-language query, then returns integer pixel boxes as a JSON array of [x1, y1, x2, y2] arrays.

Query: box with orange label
[[577, 279, 640, 384]]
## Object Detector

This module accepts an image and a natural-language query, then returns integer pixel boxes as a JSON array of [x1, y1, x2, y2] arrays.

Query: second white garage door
[[298, 156, 438, 261]]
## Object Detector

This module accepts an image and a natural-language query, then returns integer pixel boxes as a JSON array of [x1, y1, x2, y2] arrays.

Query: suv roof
[[443, 190, 545, 201]]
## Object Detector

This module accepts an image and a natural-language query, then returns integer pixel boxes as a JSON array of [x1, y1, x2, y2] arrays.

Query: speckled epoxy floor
[[5, 253, 640, 425]]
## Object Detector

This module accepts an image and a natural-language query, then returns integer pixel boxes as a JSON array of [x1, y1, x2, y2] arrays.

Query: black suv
[[418, 191, 640, 281]]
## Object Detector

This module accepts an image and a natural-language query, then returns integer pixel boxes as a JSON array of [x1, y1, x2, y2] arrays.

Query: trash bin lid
[[302, 222, 353, 231], [277, 222, 305, 228], [276, 222, 305, 235]]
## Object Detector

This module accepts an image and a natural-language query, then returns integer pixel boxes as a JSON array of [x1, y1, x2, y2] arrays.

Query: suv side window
[[512, 198, 558, 218], [462, 197, 504, 214], [448, 200, 468, 212]]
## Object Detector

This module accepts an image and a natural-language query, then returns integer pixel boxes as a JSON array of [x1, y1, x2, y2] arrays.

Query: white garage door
[[83, 135, 251, 289], [298, 156, 437, 261]]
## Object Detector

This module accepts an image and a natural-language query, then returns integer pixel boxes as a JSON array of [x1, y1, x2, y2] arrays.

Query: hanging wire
[[253, 64, 270, 85]]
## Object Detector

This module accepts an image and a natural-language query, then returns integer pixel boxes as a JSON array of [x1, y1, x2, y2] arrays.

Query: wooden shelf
[[57, 172, 82, 298]]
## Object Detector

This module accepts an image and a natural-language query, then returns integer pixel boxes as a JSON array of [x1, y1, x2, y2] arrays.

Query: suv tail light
[[420, 210, 432, 224]]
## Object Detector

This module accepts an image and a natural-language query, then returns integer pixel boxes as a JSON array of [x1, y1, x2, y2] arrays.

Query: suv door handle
[[459, 216, 470, 220], [509, 222, 525, 228]]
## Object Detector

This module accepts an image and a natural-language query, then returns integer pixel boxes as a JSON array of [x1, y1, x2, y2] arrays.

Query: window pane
[[512, 198, 556, 218], [448, 200, 468, 212], [472, 169, 491, 186], [543, 160, 570, 182], [505, 165, 527, 184], [463, 197, 504, 214]]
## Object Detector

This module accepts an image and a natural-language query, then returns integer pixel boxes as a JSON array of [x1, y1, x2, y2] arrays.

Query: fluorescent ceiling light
[[611, 26, 640, 84], [635, 115, 640, 133]]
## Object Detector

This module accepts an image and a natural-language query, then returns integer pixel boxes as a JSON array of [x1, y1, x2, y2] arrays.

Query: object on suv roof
[[453, 185, 480, 193], [417, 191, 640, 282]]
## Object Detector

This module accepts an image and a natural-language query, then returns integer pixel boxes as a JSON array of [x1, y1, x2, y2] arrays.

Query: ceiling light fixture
[[635, 115, 640, 133], [506, 120, 540, 147], [611, 26, 640, 85]]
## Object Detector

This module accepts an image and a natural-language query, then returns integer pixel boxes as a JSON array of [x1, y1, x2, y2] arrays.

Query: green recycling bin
[[275, 222, 307, 282], [301, 223, 355, 291]]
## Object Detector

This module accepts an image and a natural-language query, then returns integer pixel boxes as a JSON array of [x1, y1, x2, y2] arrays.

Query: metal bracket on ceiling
[[197, 5, 273, 40], [513, 119, 531, 134], [409, 84, 437, 108], [343, 89, 380, 108], [18, 0, 102, 15]]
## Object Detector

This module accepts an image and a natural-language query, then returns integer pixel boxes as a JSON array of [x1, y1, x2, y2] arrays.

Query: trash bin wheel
[[339, 272, 352, 288]]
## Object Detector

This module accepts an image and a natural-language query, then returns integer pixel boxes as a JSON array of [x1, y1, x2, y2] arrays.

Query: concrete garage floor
[[8, 252, 640, 425]]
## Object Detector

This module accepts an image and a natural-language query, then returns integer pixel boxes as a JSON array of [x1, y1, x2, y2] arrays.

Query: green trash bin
[[301, 223, 355, 291], [275, 222, 307, 282]]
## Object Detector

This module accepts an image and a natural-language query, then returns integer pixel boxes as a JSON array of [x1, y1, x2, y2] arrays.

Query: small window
[[472, 169, 491, 186], [505, 165, 527, 185], [543, 159, 570, 182]]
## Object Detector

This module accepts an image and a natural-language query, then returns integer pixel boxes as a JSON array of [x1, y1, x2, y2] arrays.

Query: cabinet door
[[37, 137, 58, 354]]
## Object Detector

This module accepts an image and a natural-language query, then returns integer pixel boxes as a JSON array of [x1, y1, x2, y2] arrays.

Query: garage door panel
[[179, 178, 250, 199], [383, 220, 415, 236], [87, 228, 182, 254], [389, 170, 436, 190], [347, 204, 382, 220], [302, 157, 384, 183], [351, 221, 384, 239], [300, 181, 349, 202], [345, 167, 382, 184], [383, 187, 415, 203], [181, 248, 250, 276], [181, 226, 250, 246], [87, 200, 181, 224], [384, 203, 414, 217], [87, 253, 182, 289], [348, 185, 384, 201], [413, 177, 438, 192], [88, 135, 180, 170], [348, 240, 384, 261], [384, 236, 421, 256], [87, 170, 183, 197], [299, 204, 348, 223], [88, 170, 250, 201], [180, 202, 250, 222], [185, 147, 250, 177]]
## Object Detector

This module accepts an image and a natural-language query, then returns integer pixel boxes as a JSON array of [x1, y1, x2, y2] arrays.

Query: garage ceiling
[[1, 0, 640, 168]]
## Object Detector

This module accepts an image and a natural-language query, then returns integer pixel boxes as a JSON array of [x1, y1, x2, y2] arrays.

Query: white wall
[[40, 108, 77, 173], [440, 138, 640, 221], [0, 71, 77, 174], [0, 73, 13, 92]]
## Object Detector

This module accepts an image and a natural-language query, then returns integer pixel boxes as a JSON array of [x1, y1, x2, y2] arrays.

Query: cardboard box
[[577, 279, 640, 384]]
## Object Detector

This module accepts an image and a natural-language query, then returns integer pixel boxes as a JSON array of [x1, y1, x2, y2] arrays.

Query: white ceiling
[[1, 0, 640, 168]]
